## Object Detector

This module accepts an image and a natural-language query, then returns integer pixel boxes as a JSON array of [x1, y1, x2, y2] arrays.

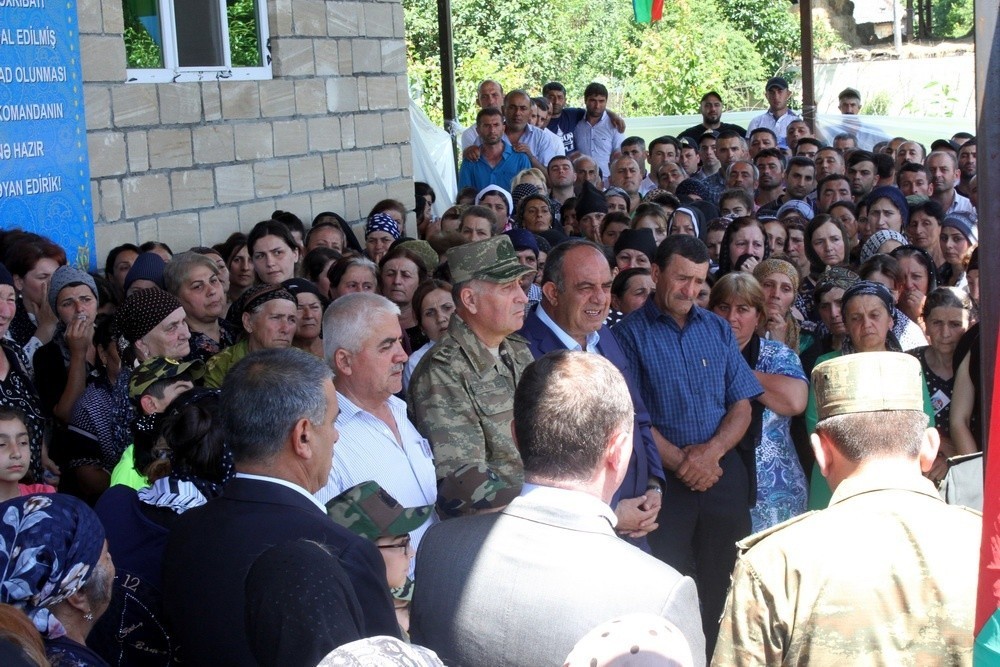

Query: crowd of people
[[0, 75, 985, 667]]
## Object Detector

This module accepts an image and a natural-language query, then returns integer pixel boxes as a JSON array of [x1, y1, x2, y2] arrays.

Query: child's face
[[0, 418, 30, 484], [375, 535, 413, 590]]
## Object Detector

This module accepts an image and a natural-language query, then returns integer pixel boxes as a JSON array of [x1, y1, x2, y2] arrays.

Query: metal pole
[[893, 0, 903, 53], [799, 0, 816, 132], [437, 0, 458, 169], [975, 0, 998, 454], [974, 0, 999, 631]]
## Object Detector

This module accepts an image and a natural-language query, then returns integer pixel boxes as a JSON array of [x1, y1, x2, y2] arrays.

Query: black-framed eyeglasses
[[377, 536, 412, 552]]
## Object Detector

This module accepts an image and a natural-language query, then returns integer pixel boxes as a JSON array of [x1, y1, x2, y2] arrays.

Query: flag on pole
[[633, 0, 664, 22]]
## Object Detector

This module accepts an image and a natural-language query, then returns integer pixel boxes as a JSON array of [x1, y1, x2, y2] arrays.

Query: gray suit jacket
[[411, 491, 706, 666]]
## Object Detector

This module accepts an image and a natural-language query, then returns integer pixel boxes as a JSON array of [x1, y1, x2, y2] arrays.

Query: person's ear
[[811, 432, 834, 479], [242, 312, 253, 334], [918, 426, 941, 473], [139, 394, 159, 416], [333, 348, 353, 377], [541, 281, 559, 306], [458, 285, 478, 314], [290, 417, 314, 460], [607, 426, 633, 473]]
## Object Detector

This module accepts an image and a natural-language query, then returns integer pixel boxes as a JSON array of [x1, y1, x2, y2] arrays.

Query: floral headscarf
[[0, 494, 106, 638]]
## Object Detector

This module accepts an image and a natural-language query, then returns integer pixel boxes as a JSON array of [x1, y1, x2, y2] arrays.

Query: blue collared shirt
[[573, 111, 625, 184], [457, 138, 531, 191], [534, 303, 601, 353], [613, 298, 763, 447]]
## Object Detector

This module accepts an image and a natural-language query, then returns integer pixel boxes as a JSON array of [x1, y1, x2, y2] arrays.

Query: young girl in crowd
[[0, 408, 55, 501]]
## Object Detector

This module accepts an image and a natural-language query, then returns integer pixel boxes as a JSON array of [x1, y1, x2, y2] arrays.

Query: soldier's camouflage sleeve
[[408, 351, 491, 483], [712, 556, 785, 667]]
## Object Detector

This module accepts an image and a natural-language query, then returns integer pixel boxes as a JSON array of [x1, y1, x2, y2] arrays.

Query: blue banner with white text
[[0, 0, 95, 270]]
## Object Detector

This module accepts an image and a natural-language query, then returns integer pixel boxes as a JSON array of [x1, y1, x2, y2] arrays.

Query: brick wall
[[80, 0, 414, 260]]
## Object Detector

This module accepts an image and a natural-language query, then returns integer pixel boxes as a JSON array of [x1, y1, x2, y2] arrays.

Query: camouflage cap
[[812, 352, 924, 421], [397, 239, 439, 274], [326, 481, 433, 540], [446, 235, 534, 285], [129, 357, 205, 401], [436, 463, 521, 518]]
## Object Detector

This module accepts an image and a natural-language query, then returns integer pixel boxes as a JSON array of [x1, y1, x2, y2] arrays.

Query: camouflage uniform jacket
[[713, 471, 980, 667], [407, 313, 533, 489]]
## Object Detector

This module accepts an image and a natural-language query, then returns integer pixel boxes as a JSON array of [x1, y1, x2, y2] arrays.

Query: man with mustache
[[317, 292, 439, 558]]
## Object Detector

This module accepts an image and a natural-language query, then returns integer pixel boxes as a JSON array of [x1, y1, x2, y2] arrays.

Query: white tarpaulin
[[409, 99, 458, 219]]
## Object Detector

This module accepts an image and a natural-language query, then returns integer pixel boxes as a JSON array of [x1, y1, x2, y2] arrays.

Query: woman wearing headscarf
[[203, 284, 298, 388], [110, 289, 192, 468], [0, 493, 115, 666], [752, 258, 802, 352], [804, 281, 936, 509], [0, 264, 49, 486], [863, 185, 909, 234], [364, 213, 401, 266], [91, 389, 231, 666]]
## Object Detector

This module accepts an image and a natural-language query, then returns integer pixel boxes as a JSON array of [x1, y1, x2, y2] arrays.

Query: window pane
[[227, 0, 262, 67], [122, 0, 164, 68], [175, 0, 226, 67]]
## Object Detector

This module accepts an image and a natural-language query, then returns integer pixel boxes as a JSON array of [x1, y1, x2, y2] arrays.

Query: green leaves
[[404, 0, 801, 125]]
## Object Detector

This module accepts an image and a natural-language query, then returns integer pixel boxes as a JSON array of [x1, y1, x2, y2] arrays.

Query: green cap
[[398, 239, 439, 274], [326, 481, 433, 540], [812, 352, 924, 421], [129, 357, 205, 401], [436, 463, 521, 518], [446, 235, 534, 284]]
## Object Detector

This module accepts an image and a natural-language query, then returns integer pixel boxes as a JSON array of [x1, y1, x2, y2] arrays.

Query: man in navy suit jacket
[[519, 239, 665, 547], [161, 349, 399, 667]]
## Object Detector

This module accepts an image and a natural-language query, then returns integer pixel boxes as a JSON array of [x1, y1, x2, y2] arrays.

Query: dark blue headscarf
[[0, 494, 105, 638]]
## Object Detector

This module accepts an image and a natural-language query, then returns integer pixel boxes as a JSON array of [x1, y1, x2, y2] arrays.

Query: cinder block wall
[[80, 0, 414, 260]]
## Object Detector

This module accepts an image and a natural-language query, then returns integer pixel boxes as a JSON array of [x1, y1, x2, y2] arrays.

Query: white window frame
[[125, 0, 272, 84]]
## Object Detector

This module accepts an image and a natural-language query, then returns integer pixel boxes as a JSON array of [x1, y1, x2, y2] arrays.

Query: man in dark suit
[[161, 349, 398, 667], [411, 351, 705, 666], [519, 238, 665, 548]]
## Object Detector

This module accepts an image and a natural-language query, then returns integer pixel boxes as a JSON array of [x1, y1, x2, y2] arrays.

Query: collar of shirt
[[335, 391, 409, 439], [520, 482, 617, 528], [828, 468, 944, 507], [449, 313, 525, 374], [641, 295, 706, 331], [234, 472, 327, 513], [535, 302, 600, 352]]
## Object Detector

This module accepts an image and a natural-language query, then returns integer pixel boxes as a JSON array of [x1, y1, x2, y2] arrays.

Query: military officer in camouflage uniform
[[407, 235, 535, 500], [713, 352, 980, 666]]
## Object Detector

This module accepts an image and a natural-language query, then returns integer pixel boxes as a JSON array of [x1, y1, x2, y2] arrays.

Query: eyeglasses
[[377, 536, 412, 552]]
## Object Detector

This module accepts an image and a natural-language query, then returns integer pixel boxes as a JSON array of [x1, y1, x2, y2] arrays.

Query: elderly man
[[519, 239, 665, 548], [714, 353, 980, 666], [316, 293, 437, 556], [408, 235, 535, 494], [162, 349, 399, 666], [614, 235, 762, 657], [411, 351, 706, 666], [609, 156, 643, 210]]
